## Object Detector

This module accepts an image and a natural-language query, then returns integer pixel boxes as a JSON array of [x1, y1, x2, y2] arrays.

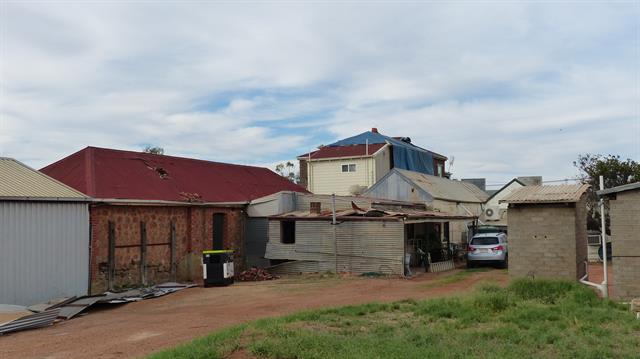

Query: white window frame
[[342, 164, 357, 173]]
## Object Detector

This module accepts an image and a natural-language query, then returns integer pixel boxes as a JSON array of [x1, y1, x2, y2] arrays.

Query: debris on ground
[[0, 304, 60, 335], [237, 267, 279, 281], [0, 282, 196, 335]]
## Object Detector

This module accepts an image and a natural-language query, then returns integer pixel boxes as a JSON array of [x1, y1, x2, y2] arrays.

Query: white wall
[[307, 147, 391, 195]]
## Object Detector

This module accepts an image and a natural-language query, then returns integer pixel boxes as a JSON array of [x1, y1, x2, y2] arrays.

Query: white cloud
[[0, 1, 637, 183]]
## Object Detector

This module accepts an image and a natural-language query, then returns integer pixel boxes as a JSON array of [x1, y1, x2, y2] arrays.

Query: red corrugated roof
[[40, 147, 308, 203], [298, 143, 386, 160]]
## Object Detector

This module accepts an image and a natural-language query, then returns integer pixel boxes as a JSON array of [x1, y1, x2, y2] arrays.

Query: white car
[[467, 233, 508, 268]]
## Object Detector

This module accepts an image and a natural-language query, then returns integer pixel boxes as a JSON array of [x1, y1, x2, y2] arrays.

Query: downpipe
[[579, 260, 607, 296], [579, 176, 609, 298]]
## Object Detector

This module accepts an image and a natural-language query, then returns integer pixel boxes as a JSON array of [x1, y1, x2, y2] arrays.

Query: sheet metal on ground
[[58, 282, 197, 319], [0, 305, 60, 335], [0, 283, 196, 334]]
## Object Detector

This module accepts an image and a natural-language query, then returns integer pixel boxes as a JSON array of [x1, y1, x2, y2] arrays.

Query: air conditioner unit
[[484, 206, 501, 221]]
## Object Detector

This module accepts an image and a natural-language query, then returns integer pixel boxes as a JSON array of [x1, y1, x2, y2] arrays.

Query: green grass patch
[[149, 279, 640, 359]]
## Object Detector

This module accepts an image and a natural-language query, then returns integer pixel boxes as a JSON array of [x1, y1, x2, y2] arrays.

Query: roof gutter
[[91, 198, 248, 208], [0, 196, 91, 203]]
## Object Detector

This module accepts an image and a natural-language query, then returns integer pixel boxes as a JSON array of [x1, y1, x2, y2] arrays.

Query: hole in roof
[[155, 167, 169, 179]]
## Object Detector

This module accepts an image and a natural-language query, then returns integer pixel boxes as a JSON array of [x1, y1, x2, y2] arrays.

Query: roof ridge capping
[[85, 146, 277, 171], [501, 183, 590, 204]]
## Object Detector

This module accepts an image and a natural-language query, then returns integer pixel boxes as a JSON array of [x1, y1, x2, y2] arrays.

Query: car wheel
[[467, 260, 474, 268], [500, 256, 508, 269]]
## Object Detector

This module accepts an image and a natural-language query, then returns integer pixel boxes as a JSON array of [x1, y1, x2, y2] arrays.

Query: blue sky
[[0, 1, 638, 188]]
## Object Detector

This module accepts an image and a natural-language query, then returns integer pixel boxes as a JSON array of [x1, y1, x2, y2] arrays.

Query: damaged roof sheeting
[[0, 305, 61, 335], [40, 146, 308, 203], [270, 204, 477, 222], [501, 184, 590, 204]]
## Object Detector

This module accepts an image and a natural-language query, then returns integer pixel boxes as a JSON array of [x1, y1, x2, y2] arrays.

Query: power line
[[485, 178, 579, 188]]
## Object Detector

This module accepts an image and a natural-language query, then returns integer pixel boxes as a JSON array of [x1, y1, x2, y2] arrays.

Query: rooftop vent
[[371, 127, 378, 133]]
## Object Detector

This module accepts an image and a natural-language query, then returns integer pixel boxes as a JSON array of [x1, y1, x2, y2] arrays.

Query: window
[[437, 163, 444, 177], [281, 221, 295, 244], [471, 237, 499, 245], [342, 164, 357, 172]]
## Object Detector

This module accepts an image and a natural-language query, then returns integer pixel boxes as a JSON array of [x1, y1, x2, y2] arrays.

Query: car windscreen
[[471, 237, 499, 245]]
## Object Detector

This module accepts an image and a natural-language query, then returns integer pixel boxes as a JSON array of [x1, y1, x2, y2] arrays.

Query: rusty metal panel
[[0, 201, 89, 305]]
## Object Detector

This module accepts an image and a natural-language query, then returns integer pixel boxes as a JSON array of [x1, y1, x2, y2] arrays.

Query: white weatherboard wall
[[307, 147, 390, 195], [0, 201, 90, 305]]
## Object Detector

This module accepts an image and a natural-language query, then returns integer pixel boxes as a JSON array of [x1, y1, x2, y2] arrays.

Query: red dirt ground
[[0, 269, 508, 359]]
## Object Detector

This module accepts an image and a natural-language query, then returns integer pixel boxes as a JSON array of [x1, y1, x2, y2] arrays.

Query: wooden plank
[[140, 221, 147, 285], [108, 221, 115, 291], [170, 221, 177, 281]]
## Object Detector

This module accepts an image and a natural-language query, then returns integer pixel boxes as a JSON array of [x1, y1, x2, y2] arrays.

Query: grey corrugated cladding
[[266, 220, 404, 275], [0, 201, 89, 305], [597, 182, 640, 196], [364, 170, 434, 203]]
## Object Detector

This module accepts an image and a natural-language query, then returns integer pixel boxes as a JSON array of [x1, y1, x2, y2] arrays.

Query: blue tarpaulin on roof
[[329, 131, 435, 175]]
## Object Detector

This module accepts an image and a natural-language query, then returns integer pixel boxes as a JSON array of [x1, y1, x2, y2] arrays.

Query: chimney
[[371, 127, 378, 133], [310, 202, 321, 214]]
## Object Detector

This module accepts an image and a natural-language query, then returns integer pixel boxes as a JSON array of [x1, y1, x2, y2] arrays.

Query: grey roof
[[501, 184, 590, 204], [486, 178, 526, 202], [395, 169, 489, 203], [597, 182, 640, 196], [0, 157, 88, 200]]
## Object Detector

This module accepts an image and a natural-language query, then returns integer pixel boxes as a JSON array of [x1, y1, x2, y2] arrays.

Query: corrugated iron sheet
[[40, 147, 308, 202], [0, 201, 90, 305], [502, 184, 590, 204], [0, 158, 87, 199], [395, 169, 488, 203], [298, 143, 387, 160], [265, 220, 404, 275], [0, 308, 60, 335]]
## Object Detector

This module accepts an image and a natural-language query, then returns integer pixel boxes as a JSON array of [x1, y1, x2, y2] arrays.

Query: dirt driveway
[[1, 269, 507, 359]]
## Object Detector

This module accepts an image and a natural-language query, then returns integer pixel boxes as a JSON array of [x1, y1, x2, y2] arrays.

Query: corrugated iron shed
[[0, 158, 87, 200], [501, 184, 590, 204], [40, 147, 308, 202], [394, 169, 489, 203]]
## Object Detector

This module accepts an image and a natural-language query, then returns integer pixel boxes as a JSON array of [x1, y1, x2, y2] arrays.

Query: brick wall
[[89, 204, 244, 293], [508, 199, 586, 281], [609, 190, 640, 300]]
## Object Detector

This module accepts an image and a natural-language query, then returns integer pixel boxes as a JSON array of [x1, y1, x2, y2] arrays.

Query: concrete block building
[[598, 182, 640, 300], [502, 184, 589, 281]]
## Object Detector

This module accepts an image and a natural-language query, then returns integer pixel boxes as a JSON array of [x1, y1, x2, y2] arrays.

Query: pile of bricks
[[237, 267, 279, 281]]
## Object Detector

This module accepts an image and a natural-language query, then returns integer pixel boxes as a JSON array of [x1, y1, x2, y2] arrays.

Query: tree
[[143, 146, 165, 155], [275, 161, 298, 183], [574, 154, 640, 232]]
